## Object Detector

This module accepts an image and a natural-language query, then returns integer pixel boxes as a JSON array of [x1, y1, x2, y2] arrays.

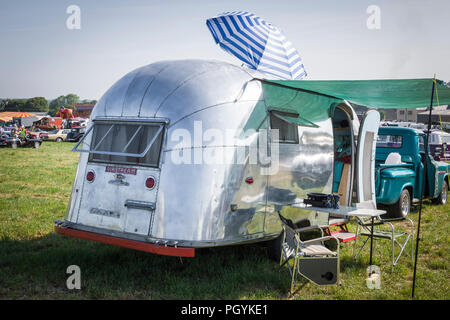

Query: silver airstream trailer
[[55, 59, 379, 258]]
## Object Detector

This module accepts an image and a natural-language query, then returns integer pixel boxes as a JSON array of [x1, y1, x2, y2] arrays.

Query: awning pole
[[411, 77, 435, 299]]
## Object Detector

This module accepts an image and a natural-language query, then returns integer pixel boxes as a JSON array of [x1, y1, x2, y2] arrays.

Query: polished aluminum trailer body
[[62, 60, 361, 254]]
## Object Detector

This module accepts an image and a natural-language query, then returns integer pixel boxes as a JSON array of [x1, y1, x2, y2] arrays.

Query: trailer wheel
[[388, 188, 410, 218], [432, 180, 448, 205], [266, 231, 283, 261]]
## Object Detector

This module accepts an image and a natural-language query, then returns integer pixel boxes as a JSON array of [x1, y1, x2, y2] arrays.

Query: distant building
[[380, 109, 397, 121], [73, 103, 95, 118], [417, 105, 450, 126], [396, 107, 427, 122]]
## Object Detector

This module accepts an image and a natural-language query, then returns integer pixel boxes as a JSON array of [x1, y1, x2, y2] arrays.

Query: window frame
[[73, 118, 167, 168], [269, 111, 300, 144]]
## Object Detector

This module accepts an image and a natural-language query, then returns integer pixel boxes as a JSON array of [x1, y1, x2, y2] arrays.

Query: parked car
[[66, 118, 89, 129], [375, 127, 450, 218], [28, 128, 49, 140], [0, 132, 42, 149], [43, 129, 71, 142], [65, 127, 86, 142], [0, 132, 20, 148], [426, 130, 450, 161]]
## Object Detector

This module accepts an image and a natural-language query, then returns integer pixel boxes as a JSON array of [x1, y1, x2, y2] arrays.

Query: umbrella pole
[[411, 78, 435, 299]]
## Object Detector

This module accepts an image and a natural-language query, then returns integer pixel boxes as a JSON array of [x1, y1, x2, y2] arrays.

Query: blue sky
[[1, 0, 449, 100]]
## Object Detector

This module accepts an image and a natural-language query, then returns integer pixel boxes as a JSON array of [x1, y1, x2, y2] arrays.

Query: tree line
[[0, 94, 97, 116]]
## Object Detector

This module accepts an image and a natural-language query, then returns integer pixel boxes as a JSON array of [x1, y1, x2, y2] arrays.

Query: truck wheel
[[56, 137, 63, 142], [389, 188, 411, 218], [266, 231, 283, 261], [433, 180, 448, 205]]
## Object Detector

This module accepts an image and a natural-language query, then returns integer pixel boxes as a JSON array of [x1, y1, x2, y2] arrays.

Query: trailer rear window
[[376, 134, 403, 148], [74, 121, 165, 167]]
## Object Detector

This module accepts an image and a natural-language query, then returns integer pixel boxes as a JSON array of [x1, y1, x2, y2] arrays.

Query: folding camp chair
[[278, 212, 340, 294], [353, 215, 414, 266]]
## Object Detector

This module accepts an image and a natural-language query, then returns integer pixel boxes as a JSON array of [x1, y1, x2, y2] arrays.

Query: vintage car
[[0, 132, 20, 148], [0, 132, 42, 149], [43, 129, 71, 142], [375, 127, 449, 217], [427, 130, 450, 161], [28, 128, 49, 140], [65, 127, 86, 142]]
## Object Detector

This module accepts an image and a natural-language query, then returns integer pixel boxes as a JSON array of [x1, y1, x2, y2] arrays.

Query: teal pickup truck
[[375, 127, 449, 218]]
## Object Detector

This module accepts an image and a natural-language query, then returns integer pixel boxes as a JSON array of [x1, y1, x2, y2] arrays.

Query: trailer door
[[356, 110, 380, 207]]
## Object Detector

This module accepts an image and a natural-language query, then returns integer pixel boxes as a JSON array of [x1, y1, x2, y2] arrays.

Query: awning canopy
[[258, 78, 450, 127]]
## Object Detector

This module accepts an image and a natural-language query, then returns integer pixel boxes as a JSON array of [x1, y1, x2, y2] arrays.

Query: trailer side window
[[83, 122, 164, 167], [270, 112, 299, 144]]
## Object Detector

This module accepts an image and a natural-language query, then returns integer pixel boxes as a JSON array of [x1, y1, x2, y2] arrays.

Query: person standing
[[19, 126, 26, 139]]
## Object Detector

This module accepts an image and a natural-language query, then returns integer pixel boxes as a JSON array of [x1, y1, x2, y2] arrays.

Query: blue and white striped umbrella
[[206, 11, 307, 80]]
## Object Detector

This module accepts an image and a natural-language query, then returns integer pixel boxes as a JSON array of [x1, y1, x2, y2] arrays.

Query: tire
[[433, 180, 448, 205], [11, 142, 17, 149], [34, 141, 40, 149], [388, 188, 411, 218], [266, 231, 283, 261], [56, 137, 63, 142]]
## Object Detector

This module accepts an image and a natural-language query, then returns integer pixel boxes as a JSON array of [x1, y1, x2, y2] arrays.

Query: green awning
[[253, 78, 450, 128], [263, 78, 450, 109]]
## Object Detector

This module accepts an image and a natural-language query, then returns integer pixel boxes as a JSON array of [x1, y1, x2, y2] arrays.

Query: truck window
[[80, 121, 165, 167], [418, 135, 425, 153], [376, 134, 402, 148]]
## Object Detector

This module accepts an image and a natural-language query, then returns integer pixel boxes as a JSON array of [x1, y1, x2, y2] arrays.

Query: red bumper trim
[[55, 225, 195, 258]]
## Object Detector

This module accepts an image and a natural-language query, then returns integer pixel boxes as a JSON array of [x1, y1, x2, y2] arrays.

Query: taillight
[[245, 177, 254, 184], [86, 171, 95, 182], [145, 177, 155, 189]]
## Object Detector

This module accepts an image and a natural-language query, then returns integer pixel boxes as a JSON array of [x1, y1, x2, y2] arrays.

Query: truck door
[[427, 155, 439, 198], [356, 110, 381, 207], [419, 135, 439, 198]]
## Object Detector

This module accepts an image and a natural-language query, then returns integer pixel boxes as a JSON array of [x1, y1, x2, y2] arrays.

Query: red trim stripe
[[55, 226, 195, 258]]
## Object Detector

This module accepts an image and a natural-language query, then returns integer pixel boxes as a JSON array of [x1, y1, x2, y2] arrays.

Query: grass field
[[0, 142, 448, 300]]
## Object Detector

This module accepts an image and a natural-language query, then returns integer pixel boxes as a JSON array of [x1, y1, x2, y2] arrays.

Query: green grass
[[0, 142, 448, 299]]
